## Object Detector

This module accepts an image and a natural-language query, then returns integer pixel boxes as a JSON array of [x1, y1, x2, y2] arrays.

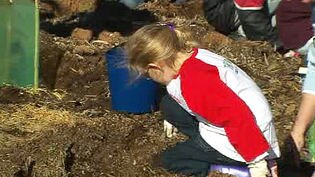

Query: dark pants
[[160, 94, 246, 176], [203, 0, 240, 35]]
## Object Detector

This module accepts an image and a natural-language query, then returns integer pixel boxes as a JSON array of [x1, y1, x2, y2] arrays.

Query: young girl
[[125, 23, 280, 177]]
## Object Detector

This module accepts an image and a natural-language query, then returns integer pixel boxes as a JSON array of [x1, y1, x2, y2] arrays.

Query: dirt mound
[[0, 0, 313, 177]]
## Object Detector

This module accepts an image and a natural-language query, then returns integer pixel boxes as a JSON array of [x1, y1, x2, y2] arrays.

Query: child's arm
[[291, 93, 315, 151]]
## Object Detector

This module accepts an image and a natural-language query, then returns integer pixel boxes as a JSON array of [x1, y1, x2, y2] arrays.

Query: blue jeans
[[159, 94, 245, 176]]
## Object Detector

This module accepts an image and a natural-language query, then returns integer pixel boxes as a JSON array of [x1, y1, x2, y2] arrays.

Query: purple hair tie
[[166, 23, 175, 31]]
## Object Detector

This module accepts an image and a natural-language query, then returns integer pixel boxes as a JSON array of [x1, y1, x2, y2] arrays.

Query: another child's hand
[[248, 160, 270, 177], [268, 159, 278, 177], [290, 131, 305, 151], [163, 120, 178, 138]]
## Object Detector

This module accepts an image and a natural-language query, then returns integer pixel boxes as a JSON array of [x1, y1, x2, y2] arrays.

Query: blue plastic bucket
[[105, 46, 160, 114], [209, 165, 250, 177]]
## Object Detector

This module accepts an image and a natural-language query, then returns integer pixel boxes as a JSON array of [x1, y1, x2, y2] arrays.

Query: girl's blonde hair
[[125, 23, 200, 74]]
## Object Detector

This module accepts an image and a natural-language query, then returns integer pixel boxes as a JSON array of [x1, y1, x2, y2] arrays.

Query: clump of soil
[[0, 0, 313, 177]]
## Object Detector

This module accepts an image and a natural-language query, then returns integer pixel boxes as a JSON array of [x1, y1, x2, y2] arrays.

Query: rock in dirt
[[97, 31, 123, 44], [71, 28, 93, 41]]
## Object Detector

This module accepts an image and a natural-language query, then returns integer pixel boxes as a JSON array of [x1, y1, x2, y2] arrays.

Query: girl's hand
[[248, 160, 270, 177], [163, 120, 178, 138]]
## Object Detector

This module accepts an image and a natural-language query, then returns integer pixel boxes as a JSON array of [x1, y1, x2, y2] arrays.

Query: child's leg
[[159, 94, 245, 176], [160, 134, 246, 176], [160, 94, 199, 138]]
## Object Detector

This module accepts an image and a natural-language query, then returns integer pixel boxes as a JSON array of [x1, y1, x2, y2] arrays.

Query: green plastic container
[[0, 0, 39, 88]]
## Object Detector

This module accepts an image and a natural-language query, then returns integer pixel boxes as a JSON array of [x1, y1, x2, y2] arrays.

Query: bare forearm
[[292, 93, 315, 135]]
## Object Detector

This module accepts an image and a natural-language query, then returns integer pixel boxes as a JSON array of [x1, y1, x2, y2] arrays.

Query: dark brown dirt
[[1, 0, 314, 177]]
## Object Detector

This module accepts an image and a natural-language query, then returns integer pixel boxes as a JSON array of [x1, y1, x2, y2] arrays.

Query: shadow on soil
[[40, 1, 157, 37], [278, 162, 314, 177], [278, 139, 314, 177]]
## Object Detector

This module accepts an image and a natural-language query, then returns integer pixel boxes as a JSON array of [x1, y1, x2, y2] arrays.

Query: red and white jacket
[[234, 0, 265, 10], [166, 48, 280, 162]]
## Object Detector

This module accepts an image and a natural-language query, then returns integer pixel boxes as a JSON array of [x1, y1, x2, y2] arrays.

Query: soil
[[1, 0, 314, 177]]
